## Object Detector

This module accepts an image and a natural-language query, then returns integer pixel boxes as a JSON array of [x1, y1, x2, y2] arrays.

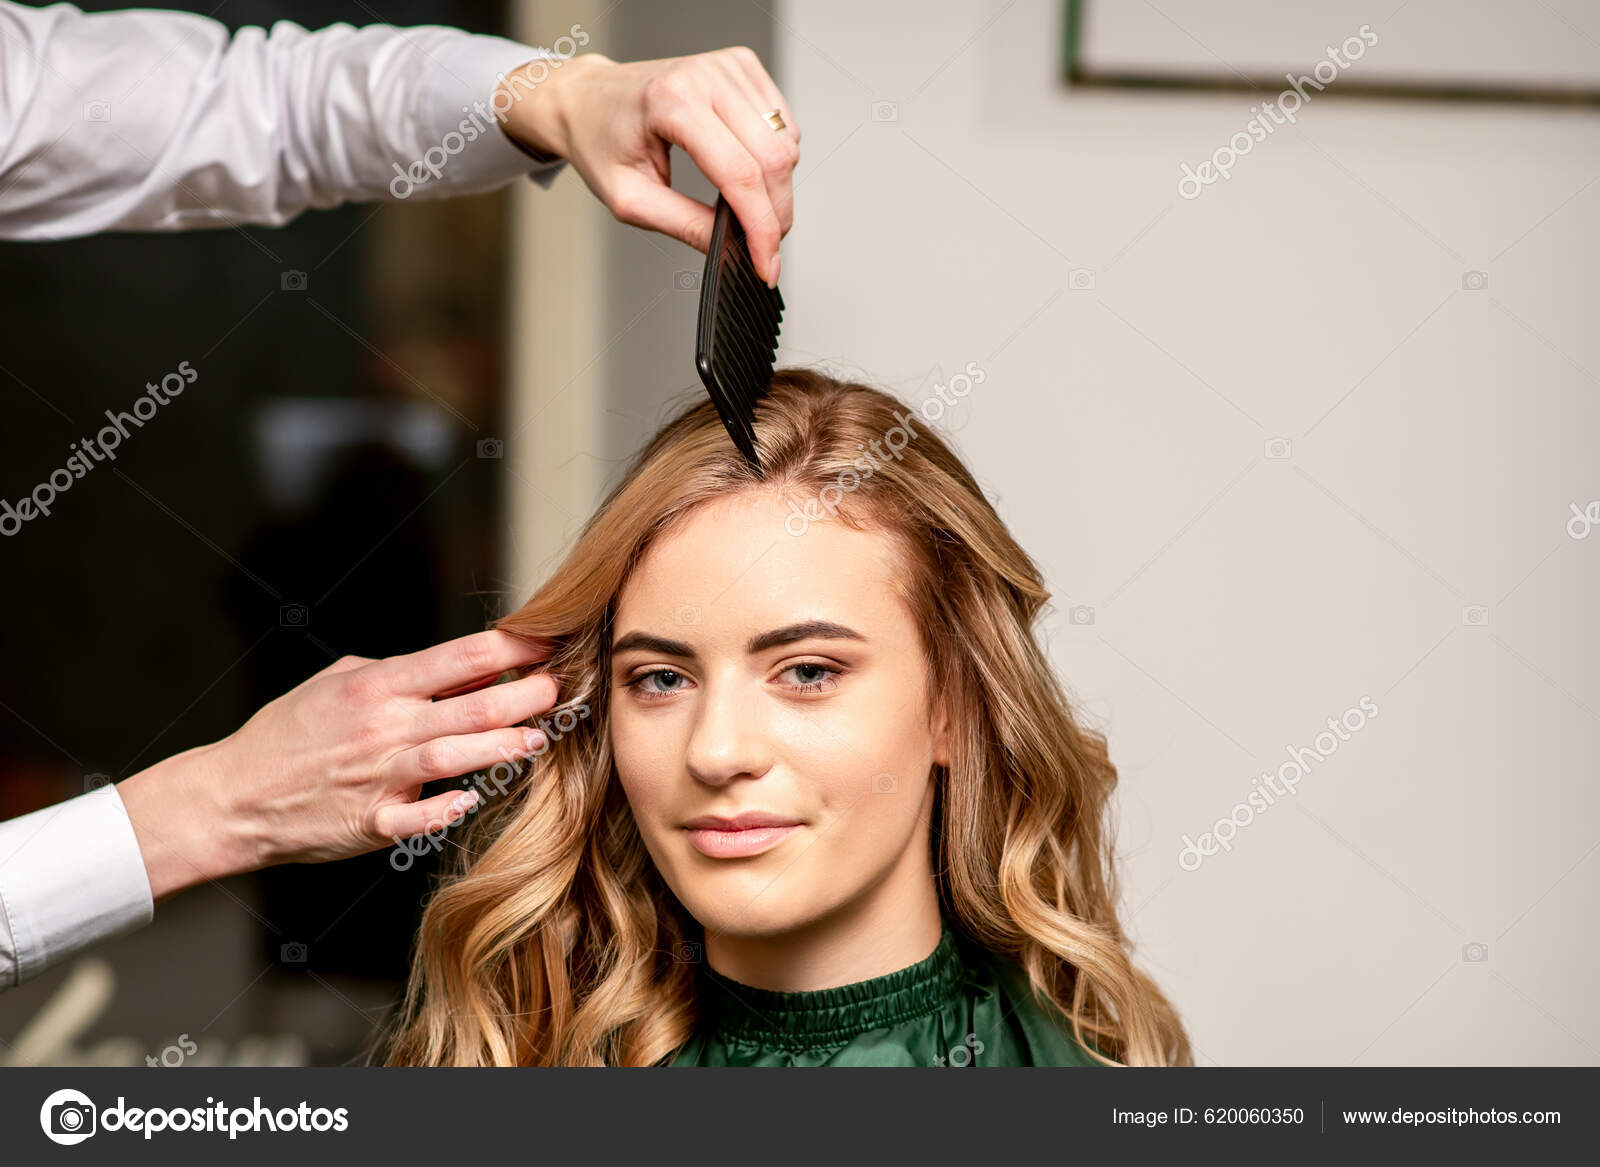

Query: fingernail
[[768, 254, 781, 288], [524, 728, 548, 753]]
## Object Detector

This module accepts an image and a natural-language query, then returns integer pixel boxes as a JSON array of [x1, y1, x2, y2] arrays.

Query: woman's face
[[608, 489, 947, 942]]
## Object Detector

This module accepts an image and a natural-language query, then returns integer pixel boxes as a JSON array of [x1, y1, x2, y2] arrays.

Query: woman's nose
[[684, 676, 771, 787]]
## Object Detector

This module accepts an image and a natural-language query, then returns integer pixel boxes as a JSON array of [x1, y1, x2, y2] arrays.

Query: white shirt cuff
[[412, 35, 572, 195], [0, 783, 154, 988]]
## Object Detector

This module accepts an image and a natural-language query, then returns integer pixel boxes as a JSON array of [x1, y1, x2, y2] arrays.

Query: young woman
[[383, 368, 1190, 1066]]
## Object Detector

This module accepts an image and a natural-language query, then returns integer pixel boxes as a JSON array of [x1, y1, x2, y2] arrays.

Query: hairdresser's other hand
[[118, 631, 559, 901], [497, 48, 799, 287]]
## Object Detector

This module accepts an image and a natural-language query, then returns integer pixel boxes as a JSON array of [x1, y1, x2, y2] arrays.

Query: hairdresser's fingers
[[383, 629, 555, 698], [385, 726, 548, 789], [650, 95, 782, 283], [726, 46, 800, 150], [607, 175, 715, 253], [709, 58, 797, 242], [316, 654, 374, 678], [418, 670, 561, 740], [430, 672, 502, 702], [373, 787, 480, 843]]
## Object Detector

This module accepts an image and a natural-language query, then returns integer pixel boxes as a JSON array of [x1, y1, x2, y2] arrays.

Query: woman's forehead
[[614, 491, 913, 638]]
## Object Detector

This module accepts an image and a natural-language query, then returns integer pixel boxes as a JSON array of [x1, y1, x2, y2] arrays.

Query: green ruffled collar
[[696, 926, 969, 1052]]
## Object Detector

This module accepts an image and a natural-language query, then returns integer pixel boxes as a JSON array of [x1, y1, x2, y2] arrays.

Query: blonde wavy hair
[[382, 367, 1191, 1066]]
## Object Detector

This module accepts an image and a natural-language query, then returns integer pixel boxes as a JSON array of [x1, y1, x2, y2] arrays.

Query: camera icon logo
[[673, 270, 701, 291], [279, 603, 309, 628], [1264, 437, 1292, 460], [674, 940, 703, 963], [1069, 268, 1096, 291], [1068, 605, 1096, 626], [280, 269, 308, 292], [1461, 605, 1489, 627], [1461, 270, 1489, 291], [476, 438, 504, 459], [280, 941, 309, 964], [871, 772, 898, 794], [40, 1088, 97, 1145], [674, 604, 701, 626], [1461, 942, 1489, 962], [83, 100, 111, 123], [870, 101, 898, 122], [85, 772, 112, 792]]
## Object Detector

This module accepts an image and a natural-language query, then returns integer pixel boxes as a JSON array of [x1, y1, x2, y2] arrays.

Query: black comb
[[695, 193, 784, 470]]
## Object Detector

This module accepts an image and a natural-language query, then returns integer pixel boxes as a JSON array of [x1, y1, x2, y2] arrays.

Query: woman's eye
[[780, 662, 840, 693], [627, 668, 691, 699], [623, 663, 841, 700]]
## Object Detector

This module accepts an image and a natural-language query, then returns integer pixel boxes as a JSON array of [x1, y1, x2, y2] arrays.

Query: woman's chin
[[674, 882, 820, 942]]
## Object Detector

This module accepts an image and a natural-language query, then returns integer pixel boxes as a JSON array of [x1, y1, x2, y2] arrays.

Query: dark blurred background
[[0, 0, 519, 1066]]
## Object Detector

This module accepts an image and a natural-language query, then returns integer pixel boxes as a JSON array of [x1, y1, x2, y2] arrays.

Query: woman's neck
[[699, 826, 944, 991]]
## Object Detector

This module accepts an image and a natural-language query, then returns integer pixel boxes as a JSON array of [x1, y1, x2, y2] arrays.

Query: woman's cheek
[[771, 704, 869, 800], [805, 686, 930, 798], [610, 712, 675, 819]]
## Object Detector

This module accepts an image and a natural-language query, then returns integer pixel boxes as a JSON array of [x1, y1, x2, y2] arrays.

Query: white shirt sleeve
[[0, 783, 154, 990], [0, 0, 569, 240]]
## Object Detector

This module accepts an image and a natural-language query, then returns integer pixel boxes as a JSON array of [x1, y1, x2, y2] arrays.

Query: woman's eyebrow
[[746, 620, 865, 654], [611, 631, 694, 658], [610, 620, 865, 658]]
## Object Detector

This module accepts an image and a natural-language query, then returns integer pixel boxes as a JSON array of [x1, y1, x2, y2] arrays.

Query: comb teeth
[[695, 194, 784, 470]]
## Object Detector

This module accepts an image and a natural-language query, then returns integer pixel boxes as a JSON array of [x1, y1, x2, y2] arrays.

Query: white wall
[[772, 0, 1599, 1065], [510, 0, 1599, 1064]]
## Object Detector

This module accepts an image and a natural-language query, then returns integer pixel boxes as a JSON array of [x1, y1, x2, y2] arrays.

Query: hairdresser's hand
[[118, 631, 558, 901], [497, 48, 800, 286]]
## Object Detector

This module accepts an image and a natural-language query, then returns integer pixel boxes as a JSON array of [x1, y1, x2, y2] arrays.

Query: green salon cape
[[669, 924, 1105, 1067]]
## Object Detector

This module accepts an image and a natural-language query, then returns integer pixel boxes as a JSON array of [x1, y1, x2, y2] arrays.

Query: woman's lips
[[682, 814, 801, 858]]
